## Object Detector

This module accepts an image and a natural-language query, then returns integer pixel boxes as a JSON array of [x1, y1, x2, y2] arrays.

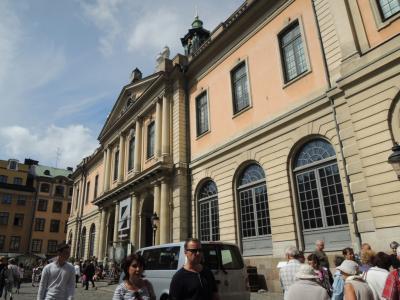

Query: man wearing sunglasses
[[169, 238, 219, 300]]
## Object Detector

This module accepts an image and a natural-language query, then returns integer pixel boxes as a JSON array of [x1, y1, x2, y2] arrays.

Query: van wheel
[[160, 294, 169, 300]]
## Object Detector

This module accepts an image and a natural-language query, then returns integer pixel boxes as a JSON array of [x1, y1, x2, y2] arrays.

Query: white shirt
[[37, 261, 75, 300], [364, 266, 389, 300], [279, 259, 301, 300], [74, 265, 80, 276]]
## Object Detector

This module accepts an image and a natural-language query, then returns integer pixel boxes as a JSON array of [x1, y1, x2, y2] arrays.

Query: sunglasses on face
[[186, 248, 203, 254]]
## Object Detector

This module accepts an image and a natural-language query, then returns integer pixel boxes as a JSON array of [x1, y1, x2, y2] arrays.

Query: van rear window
[[202, 244, 244, 270], [142, 246, 180, 270]]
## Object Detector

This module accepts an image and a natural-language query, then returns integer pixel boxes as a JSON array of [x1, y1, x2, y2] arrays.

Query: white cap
[[337, 259, 359, 275], [295, 264, 319, 279]]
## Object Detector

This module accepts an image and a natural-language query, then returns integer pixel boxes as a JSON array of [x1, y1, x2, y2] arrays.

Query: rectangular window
[[13, 177, 23, 185], [37, 199, 48, 211], [196, 92, 209, 136], [378, 0, 400, 20], [94, 175, 99, 199], [85, 182, 90, 204], [68, 187, 73, 197], [67, 202, 71, 214], [114, 150, 119, 181], [141, 246, 180, 270], [9, 236, 21, 251], [147, 121, 155, 159], [55, 186, 64, 197], [0, 175, 7, 183], [231, 62, 250, 114], [0, 212, 9, 225], [75, 188, 79, 209], [53, 201, 62, 213], [279, 21, 308, 83], [50, 220, 60, 232], [0, 235, 5, 250], [31, 239, 42, 252], [40, 183, 50, 193], [17, 195, 26, 205], [128, 137, 135, 171], [34, 218, 45, 231], [13, 213, 24, 226], [8, 160, 18, 170], [47, 240, 58, 253], [2, 194, 12, 204]]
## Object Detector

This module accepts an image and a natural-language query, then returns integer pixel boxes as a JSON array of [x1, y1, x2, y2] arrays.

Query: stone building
[[186, 0, 400, 291]]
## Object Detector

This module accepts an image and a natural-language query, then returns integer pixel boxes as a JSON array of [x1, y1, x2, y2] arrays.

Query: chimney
[[24, 158, 39, 166]]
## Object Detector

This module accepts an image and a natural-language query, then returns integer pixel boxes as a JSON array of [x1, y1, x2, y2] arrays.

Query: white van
[[136, 241, 250, 300]]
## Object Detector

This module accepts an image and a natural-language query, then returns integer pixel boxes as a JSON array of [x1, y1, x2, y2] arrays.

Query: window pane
[[295, 139, 336, 168], [379, 0, 400, 19], [128, 137, 135, 171], [196, 92, 209, 136], [147, 122, 155, 158], [142, 246, 180, 270], [239, 189, 256, 237], [231, 62, 249, 113]]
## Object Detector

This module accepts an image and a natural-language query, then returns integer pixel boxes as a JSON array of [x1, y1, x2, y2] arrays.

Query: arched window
[[293, 139, 349, 250], [237, 164, 271, 255], [198, 180, 219, 241], [88, 224, 96, 257], [80, 227, 86, 258]]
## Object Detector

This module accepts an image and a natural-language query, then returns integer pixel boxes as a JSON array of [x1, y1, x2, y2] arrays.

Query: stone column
[[134, 119, 142, 173], [161, 96, 170, 157], [155, 99, 162, 158], [98, 208, 107, 260], [118, 134, 125, 184], [113, 202, 120, 244], [153, 183, 161, 245], [130, 193, 139, 249], [160, 180, 170, 244], [104, 148, 111, 192]]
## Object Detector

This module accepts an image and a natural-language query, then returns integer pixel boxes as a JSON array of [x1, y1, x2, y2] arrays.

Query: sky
[[0, 0, 243, 170]]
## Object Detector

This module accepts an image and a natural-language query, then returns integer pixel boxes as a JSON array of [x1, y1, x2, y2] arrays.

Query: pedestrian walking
[[74, 262, 80, 288], [16, 263, 24, 294], [169, 238, 219, 300], [7, 259, 19, 298], [83, 260, 96, 290], [37, 243, 75, 300], [363, 252, 391, 300], [382, 245, 400, 300], [2, 258, 15, 300], [279, 245, 301, 300], [0, 257, 6, 298], [286, 264, 330, 300], [337, 259, 374, 300], [112, 253, 155, 300]]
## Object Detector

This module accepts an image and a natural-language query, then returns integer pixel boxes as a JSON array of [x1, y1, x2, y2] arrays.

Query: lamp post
[[151, 212, 159, 246], [388, 143, 400, 179]]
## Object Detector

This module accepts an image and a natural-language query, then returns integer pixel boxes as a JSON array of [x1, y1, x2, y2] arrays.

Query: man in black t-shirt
[[169, 238, 219, 300]]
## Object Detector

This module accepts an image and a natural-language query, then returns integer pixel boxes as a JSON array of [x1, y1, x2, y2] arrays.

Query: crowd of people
[[0, 257, 24, 300], [279, 240, 400, 300]]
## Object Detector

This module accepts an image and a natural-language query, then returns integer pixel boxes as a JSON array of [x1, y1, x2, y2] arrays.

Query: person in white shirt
[[363, 251, 391, 300], [279, 246, 301, 300], [37, 243, 75, 300], [74, 262, 80, 288]]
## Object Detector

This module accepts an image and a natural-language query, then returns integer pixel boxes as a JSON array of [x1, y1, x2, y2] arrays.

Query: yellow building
[[0, 159, 35, 256]]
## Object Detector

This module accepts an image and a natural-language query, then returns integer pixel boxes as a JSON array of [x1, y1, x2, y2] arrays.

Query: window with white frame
[[114, 150, 119, 181], [198, 180, 220, 241], [196, 92, 209, 136], [13, 177, 23, 185], [40, 183, 50, 193], [231, 62, 250, 114], [35, 218, 45, 231], [0, 212, 9, 225], [89, 224, 96, 257], [279, 20, 308, 83], [377, 0, 400, 20], [0, 176, 7, 183], [8, 159, 18, 170], [2, 194, 12, 204], [9, 236, 21, 251], [31, 239, 42, 252], [147, 121, 155, 159], [47, 240, 57, 253], [294, 139, 348, 231], [55, 185, 64, 197], [94, 175, 99, 199], [85, 182, 90, 204], [238, 164, 271, 238], [80, 227, 86, 258], [17, 195, 26, 206], [13, 213, 24, 226]]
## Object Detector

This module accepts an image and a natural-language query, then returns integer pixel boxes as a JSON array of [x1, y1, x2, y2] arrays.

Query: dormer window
[[44, 170, 51, 176], [8, 159, 18, 171]]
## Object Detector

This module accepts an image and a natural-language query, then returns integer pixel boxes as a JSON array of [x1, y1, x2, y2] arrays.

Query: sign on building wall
[[119, 198, 130, 231]]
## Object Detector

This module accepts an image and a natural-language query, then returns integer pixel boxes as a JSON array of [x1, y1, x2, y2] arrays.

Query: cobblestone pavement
[[15, 282, 283, 300]]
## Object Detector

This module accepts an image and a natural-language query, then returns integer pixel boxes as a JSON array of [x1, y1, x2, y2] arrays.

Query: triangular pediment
[[98, 72, 163, 141]]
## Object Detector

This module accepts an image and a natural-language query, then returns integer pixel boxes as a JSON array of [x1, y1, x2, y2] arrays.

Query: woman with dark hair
[[342, 247, 356, 261], [112, 254, 155, 300], [307, 253, 332, 296], [363, 252, 391, 300]]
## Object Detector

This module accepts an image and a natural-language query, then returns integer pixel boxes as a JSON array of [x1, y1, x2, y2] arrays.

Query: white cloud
[[78, 0, 123, 56], [0, 125, 99, 169]]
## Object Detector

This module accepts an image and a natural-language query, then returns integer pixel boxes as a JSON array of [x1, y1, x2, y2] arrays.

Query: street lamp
[[151, 212, 159, 246], [388, 143, 400, 179]]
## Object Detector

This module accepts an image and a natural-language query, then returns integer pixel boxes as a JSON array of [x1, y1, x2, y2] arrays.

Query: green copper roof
[[34, 165, 72, 178], [192, 15, 203, 29]]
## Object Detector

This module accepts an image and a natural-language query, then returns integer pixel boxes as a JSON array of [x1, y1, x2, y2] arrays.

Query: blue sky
[[0, 0, 243, 169]]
